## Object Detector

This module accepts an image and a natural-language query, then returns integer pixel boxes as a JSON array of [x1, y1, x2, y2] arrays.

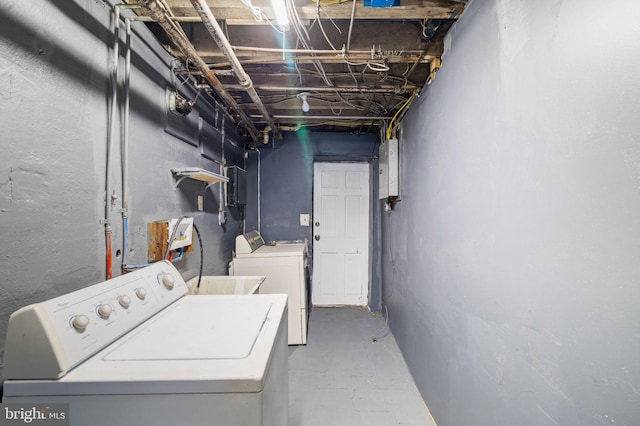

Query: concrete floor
[[289, 307, 437, 426]]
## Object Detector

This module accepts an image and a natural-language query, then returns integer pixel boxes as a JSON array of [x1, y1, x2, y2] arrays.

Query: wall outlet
[[300, 214, 310, 226]]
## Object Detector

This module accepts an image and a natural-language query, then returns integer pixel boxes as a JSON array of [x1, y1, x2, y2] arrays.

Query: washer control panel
[[3, 261, 187, 380]]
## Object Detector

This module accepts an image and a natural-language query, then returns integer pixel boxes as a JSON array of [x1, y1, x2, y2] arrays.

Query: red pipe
[[106, 228, 113, 279]]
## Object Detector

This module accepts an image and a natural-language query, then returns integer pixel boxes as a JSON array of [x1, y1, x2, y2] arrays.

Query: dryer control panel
[[3, 261, 187, 380], [235, 231, 265, 254]]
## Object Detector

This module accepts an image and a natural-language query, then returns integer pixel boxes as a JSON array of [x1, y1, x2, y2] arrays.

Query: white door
[[312, 162, 370, 306]]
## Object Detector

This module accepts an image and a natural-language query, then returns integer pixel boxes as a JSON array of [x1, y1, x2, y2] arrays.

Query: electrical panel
[[379, 138, 399, 199], [226, 166, 247, 206]]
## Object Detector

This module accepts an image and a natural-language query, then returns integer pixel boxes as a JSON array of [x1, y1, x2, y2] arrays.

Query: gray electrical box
[[379, 138, 399, 199], [226, 166, 247, 206]]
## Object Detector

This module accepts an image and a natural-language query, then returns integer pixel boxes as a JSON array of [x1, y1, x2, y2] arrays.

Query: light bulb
[[297, 92, 311, 113]]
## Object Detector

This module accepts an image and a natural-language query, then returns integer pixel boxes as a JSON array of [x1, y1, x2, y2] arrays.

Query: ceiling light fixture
[[297, 92, 310, 113], [270, 0, 290, 31]]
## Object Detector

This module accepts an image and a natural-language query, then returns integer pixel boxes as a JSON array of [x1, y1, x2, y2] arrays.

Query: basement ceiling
[[128, 0, 466, 146]]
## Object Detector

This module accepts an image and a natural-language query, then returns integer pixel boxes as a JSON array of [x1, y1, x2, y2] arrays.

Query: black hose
[[193, 223, 204, 289]]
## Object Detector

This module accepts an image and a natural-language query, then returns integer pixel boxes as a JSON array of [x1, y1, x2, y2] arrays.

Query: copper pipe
[[207, 55, 430, 68], [222, 84, 416, 93], [251, 114, 391, 120]]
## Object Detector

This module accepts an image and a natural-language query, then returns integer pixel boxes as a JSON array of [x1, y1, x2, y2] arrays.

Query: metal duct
[[189, 0, 282, 142], [139, 0, 261, 143]]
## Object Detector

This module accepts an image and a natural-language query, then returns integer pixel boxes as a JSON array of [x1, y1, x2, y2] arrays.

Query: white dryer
[[230, 231, 308, 345], [2, 261, 288, 426]]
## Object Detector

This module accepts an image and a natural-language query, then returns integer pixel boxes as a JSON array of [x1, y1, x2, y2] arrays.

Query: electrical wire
[[386, 92, 416, 140], [238, 0, 283, 33], [240, 0, 263, 23], [193, 223, 204, 289], [315, 4, 338, 50], [283, 0, 381, 114], [318, 4, 342, 34], [366, 62, 390, 72], [263, 14, 284, 34], [295, 60, 304, 85], [281, 65, 417, 88], [372, 305, 391, 342]]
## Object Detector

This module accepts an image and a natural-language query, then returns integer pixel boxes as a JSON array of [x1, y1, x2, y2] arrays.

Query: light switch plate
[[300, 214, 310, 226]]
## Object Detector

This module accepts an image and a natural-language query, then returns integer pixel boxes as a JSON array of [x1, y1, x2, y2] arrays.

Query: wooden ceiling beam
[[156, 0, 465, 22]]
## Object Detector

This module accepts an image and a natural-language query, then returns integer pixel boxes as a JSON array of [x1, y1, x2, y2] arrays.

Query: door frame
[[311, 161, 372, 306]]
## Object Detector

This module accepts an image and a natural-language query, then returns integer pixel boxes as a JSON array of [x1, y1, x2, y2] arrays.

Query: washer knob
[[72, 314, 90, 331], [135, 287, 147, 300], [118, 295, 131, 309], [159, 273, 175, 290], [97, 304, 113, 319]]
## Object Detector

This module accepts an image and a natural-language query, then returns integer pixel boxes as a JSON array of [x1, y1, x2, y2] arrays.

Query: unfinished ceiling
[[129, 0, 466, 145]]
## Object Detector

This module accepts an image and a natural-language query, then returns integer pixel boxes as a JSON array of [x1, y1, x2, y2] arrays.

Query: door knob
[[315, 221, 320, 227], [314, 235, 320, 241]]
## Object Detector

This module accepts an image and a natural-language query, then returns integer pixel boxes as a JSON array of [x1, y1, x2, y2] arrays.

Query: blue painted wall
[[383, 1, 640, 425], [0, 0, 243, 380], [249, 131, 382, 310]]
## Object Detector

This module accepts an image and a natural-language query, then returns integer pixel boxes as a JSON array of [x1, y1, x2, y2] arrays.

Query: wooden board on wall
[[148, 220, 194, 263]]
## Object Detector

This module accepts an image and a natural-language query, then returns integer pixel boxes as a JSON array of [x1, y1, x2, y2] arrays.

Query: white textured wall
[[384, 1, 640, 425]]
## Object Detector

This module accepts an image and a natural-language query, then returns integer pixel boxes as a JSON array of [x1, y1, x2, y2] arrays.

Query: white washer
[[230, 231, 308, 345], [2, 261, 288, 426]]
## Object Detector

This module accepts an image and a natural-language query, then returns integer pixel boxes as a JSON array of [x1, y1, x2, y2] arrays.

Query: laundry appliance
[[230, 231, 308, 345], [2, 261, 288, 426]]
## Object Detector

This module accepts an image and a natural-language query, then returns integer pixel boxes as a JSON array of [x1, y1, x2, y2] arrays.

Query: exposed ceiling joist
[[149, 0, 464, 23], [131, 0, 466, 145]]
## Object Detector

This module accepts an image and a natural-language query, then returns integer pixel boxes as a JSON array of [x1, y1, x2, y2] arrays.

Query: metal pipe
[[207, 54, 428, 67], [249, 148, 262, 233], [139, 0, 261, 142], [223, 84, 416, 93], [346, 0, 357, 53], [104, 5, 124, 279], [136, 15, 203, 23], [231, 45, 369, 55], [189, 0, 282, 141], [219, 117, 226, 225], [220, 48, 428, 57], [404, 52, 425, 81], [123, 18, 131, 207], [121, 17, 132, 270], [250, 114, 391, 120]]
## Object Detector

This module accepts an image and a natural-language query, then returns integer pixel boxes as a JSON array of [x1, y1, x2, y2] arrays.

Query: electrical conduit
[[189, 0, 282, 142]]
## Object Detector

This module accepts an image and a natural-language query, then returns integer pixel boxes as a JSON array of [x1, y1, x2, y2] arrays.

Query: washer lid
[[104, 297, 272, 361]]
